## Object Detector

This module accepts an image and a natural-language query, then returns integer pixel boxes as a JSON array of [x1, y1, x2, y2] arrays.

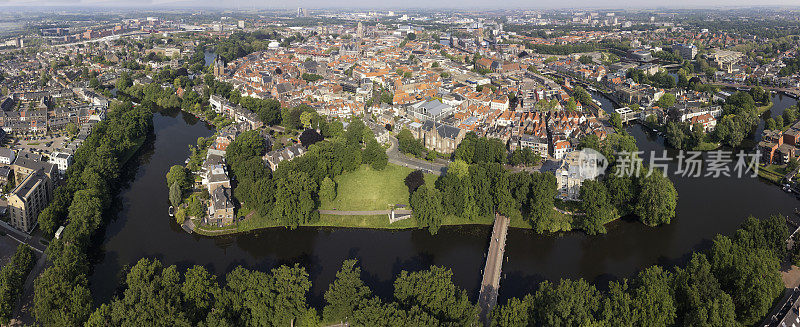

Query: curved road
[[386, 134, 448, 175]]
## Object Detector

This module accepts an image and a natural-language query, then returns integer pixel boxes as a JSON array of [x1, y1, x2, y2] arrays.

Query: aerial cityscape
[[1, 4, 800, 326]]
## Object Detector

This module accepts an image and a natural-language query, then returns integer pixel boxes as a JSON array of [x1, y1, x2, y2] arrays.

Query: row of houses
[[209, 95, 263, 131]]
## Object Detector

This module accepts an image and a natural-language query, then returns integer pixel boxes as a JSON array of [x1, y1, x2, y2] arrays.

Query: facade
[[0, 147, 14, 165], [672, 43, 698, 60], [7, 170, 51, 232], [207, 186, 234, 227], [555, 152, 592, 201], [48, 151, 73, 175], [420, 120, 466, 154], [519, 135, 549, 158]]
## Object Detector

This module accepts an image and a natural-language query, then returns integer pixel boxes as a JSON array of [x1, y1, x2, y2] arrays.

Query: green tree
[[270, 171, 318, 228], [397, 129, 425, 157], [363, 139, 388, 170], [166, 165, 189, 190], [169, 182, 182, 207], [320, 177, 337, 202], [490, 297, 529, 327], [323, 260, 372, 322], [33, 265, 92, 327], [182, 265, 221, 324], [410, 184, 444, 234], [631, 266, 676, 326], [530, 279, 601, 326], [673, 253, 739, 326], [656, 93, 676, 108], [393, 266, 479, 325], [578, 180, 616, 234], [635, 170, 677, 226], [0, 245, 35, 325]]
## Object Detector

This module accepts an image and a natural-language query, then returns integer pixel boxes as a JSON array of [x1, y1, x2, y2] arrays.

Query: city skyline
[[1, 0, 800, 9]]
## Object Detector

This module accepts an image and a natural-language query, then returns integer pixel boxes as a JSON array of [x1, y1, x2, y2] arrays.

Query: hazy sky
[[0, 0, 798, 8]]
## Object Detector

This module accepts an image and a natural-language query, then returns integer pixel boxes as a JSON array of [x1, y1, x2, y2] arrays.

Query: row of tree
[[32, 100, 154, 326], [0, 244, 35, 324], [76, 213, 786, 327], [408, 131, 677, 235], [491, 215, 786, 326]]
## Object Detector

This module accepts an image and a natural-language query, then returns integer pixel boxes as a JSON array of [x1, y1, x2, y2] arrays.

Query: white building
[[0, 148, 15, 165], [48, 152, 73, 175]]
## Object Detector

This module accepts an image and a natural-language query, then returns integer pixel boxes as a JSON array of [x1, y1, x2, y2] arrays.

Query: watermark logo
[[612, 150, 761, 178], [575, 148, 609, 179]]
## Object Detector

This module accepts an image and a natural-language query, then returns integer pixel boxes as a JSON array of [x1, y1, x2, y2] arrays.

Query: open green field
[[319, 164, 436, 211]]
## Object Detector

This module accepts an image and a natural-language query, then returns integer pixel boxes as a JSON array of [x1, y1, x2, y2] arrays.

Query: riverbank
[[191, 161, 580, 236], [758, 102, 776, 115], [193, 209, 553, 236]]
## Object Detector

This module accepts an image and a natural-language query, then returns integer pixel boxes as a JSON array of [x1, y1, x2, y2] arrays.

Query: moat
[[88, 94, 800, 307]]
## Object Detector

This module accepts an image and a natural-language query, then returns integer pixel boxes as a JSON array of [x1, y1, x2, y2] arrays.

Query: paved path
[[386, 134, 447, 175], [0, 221, 46, 254], [478, 214, 510, 326], [318, 209, 412, 216]]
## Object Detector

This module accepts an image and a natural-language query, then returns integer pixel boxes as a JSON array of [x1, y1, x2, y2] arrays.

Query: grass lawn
[[319, 163, 436, 211], [757, 102, 775, 115], [759, 164, 786, 184], [693, 141, 720, 151]]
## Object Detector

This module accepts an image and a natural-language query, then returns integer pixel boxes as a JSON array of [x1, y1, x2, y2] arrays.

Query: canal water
[[89, 96, 800, 308]]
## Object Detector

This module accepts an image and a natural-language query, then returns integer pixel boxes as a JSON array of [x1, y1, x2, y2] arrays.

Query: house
[[207, 186, 234, 227], [48, 151, 73, 175], [203, 164, 231, 195], [0, 148, 15, 165], [263, 145, 306, 171], [552, 139, 572, 160], [555, 151, 595, 201], [519, 135, 549, 158], [784, 120, 800, 146], [759, 130, 787, 164], [12, 152, 56, 183], [688, 114, 717, 132]]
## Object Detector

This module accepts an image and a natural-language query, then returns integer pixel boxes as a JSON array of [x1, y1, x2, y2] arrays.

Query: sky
[[0, 0, 798, 8]]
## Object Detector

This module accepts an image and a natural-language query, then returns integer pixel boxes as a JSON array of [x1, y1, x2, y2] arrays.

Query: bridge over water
[[477, 214, 510, 325]]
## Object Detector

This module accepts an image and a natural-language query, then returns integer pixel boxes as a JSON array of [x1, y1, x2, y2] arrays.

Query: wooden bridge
[[477, 214, 510, 326]]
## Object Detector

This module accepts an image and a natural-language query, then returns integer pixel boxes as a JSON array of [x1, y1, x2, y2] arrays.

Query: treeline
[[216, 31, 281, 63], [0, 244, 35, 324], [32, 101, 153, 326], [78, 214, 786, 327], [491, 215, 787, 327], [626, 69, 676, 89], [225, 118, 387, 228], [766, 105, 800, 131], [579, 132, 677, 232], [524, 40, 630, 56], [408, 132, 677, 235], [78, 256, 478, 326]]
